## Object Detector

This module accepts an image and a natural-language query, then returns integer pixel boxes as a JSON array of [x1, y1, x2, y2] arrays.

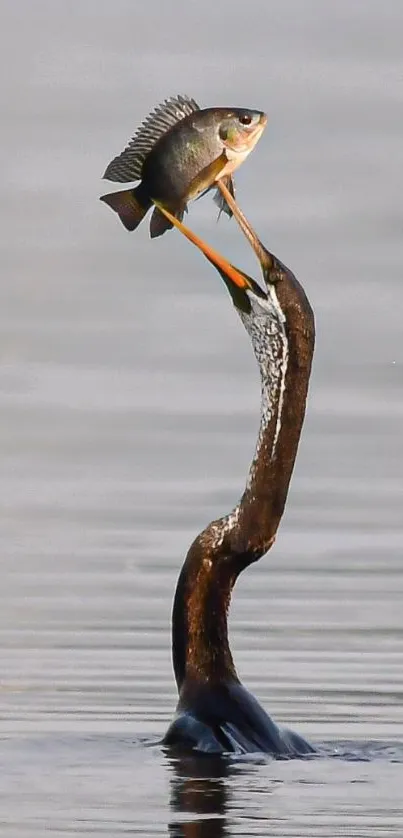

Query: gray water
[[1, 1, 403, 835]]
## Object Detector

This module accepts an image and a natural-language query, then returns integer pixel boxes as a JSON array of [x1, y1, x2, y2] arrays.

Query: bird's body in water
[[100, 95, 267, 238], [156, 191, 316, 757]]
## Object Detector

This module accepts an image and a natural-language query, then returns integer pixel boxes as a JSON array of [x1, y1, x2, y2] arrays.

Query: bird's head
[[152, 202, 287, 376], [152, 202, 276, 318]]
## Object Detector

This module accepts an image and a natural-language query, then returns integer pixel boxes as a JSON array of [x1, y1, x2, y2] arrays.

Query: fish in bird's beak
[[101, 95, 267, 238], [153, 202, 266, 313]]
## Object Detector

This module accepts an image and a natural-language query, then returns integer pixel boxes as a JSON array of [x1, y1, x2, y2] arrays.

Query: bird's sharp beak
[[153, 202, 253, 294]]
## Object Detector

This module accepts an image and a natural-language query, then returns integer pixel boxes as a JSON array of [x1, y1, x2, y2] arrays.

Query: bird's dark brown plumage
[[160, 197, 316, 756]]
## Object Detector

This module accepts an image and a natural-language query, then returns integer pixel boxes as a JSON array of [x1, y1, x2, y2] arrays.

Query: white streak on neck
[[269, 285, 288, 458], [204, 286, 288, 551], [237, 286, 288, 490]]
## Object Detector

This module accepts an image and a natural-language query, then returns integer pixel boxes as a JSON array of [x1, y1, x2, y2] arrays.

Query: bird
[[156, 189, 316, 756]]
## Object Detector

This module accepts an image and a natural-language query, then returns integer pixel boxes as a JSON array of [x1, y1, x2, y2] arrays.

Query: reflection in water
[[167, 743, 403, 838], [168, 754, 231, 838]]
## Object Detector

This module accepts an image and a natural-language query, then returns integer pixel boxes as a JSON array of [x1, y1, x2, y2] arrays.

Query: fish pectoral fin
[[214, 175, 236, 219], [194, 173, 234, 216], [186, 151, 228, 203], [100, 187, 151, 231]]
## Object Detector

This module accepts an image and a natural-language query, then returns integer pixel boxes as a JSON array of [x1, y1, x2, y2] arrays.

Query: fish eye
[[238, 113, 253, 126]]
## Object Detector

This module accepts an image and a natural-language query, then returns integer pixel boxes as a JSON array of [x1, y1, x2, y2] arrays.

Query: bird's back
[[164, 679, 315, 757]]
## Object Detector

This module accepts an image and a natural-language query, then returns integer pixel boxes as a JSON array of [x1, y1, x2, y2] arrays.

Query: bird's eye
[[239, 113, 253, 126]]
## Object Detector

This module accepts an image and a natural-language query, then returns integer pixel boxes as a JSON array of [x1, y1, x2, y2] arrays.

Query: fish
[[100, 94, 267, 238]]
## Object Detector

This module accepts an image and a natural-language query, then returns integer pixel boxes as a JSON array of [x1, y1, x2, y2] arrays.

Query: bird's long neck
[[233, 256, 315, 558], [172, 254, 315, 693], [172, 552, 237, 691]]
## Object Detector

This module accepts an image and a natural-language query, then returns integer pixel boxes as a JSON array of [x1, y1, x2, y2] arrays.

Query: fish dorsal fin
[[103, 94, 200, 183]]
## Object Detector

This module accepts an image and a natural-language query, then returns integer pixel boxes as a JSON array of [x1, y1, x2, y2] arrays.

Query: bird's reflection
[[167, 752, 232, 838]]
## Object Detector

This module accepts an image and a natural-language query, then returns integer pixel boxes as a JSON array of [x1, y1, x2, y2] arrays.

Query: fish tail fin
[[100, 185, 152, 231], [214, 175, 235, 219], [149, 205, 185, 239]]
